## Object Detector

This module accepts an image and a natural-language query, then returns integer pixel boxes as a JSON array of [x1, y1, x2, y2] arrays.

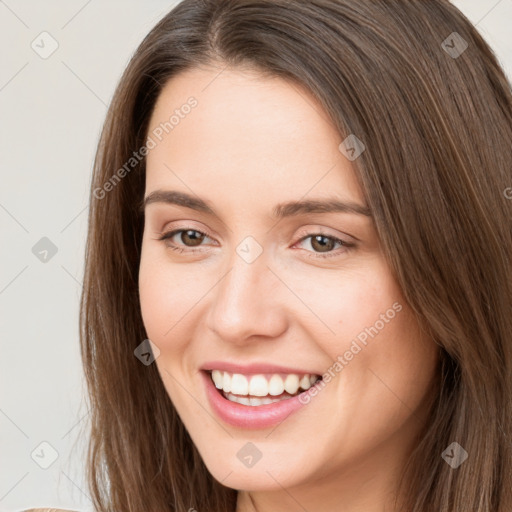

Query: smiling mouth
[[207, 369, 323, 406]]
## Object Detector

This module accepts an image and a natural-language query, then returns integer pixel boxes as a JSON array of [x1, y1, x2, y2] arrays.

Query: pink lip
[[200, 360, 322, 376], [201, 370, 322, 429]]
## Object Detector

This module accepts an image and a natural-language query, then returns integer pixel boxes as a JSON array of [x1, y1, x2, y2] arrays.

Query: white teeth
[[299, 375, 311, 390], [212, 370, 223, 389], [268, 374, 285, 396], [249, 396, 273, 405], [210, 370, 321, 397], [248, 375, 269, 397], [231, 374, 249, 395], [225, 391, 289, 406], [223, 372, 232, 393], [284, 374, 300, 395]]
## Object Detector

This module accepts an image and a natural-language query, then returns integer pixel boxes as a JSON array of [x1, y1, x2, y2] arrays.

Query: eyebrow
[[140, 190, 372, 218]]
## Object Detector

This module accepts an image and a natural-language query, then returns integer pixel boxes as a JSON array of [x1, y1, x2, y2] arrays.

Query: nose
[[205, 250, 288, 346]]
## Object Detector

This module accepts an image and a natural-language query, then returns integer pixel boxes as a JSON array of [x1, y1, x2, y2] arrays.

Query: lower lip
[[201, 370, 321, 429]]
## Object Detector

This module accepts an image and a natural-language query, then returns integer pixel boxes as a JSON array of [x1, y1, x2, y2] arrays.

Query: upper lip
[[200, 360, 323, 376]]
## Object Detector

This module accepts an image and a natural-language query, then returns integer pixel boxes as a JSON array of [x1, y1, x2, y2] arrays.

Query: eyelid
[[159, 221, 216, 241], [293, 225, 357, 245]]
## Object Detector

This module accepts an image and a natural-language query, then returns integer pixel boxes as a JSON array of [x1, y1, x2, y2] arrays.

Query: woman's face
[[139, 65, 439, 506]]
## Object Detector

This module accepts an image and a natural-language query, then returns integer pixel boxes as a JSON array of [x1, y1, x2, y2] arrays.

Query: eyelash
[[156, 228, 355, 259]]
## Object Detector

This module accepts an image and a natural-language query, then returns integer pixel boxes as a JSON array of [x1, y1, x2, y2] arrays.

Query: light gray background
[[1, 1, 511, 511]]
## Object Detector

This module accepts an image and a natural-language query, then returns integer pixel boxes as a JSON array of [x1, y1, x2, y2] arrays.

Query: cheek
[[300, 256, 438, 401], [138, 246, 217, 361], [138, 248, 189, 353], [295, 257, 401, 355], [139, 264, 171, 341], [138, 251, 197, 406]]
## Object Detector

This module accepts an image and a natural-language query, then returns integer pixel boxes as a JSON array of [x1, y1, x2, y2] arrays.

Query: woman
[[38, 0, 512, 510]]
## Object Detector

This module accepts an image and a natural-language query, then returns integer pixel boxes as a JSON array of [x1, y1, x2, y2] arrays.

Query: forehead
[[145, 65, 365, 209]]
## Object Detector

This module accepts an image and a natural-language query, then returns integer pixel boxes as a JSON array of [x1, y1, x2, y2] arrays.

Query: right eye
[[158, 228, 214, 252]]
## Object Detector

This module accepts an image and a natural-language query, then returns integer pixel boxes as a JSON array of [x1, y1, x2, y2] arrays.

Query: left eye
[[296, 233, 344, 252], [293, 233, 354, 259]]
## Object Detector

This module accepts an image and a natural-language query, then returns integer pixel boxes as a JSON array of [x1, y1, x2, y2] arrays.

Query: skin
[[138, 63, 439, 512]]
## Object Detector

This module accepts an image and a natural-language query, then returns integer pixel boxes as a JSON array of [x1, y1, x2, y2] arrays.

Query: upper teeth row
[[211, 370, 320, 396]]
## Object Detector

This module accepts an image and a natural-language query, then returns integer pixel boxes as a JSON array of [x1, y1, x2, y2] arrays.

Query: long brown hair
[[79, 1, 512, 510]]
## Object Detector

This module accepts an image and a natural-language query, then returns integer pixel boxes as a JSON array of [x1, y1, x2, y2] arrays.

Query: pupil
[[312, 235, 334, 253], [183, 230, 204, 246]]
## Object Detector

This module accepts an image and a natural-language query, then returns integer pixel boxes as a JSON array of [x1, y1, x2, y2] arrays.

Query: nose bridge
[[206, 243, 287, 343]]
